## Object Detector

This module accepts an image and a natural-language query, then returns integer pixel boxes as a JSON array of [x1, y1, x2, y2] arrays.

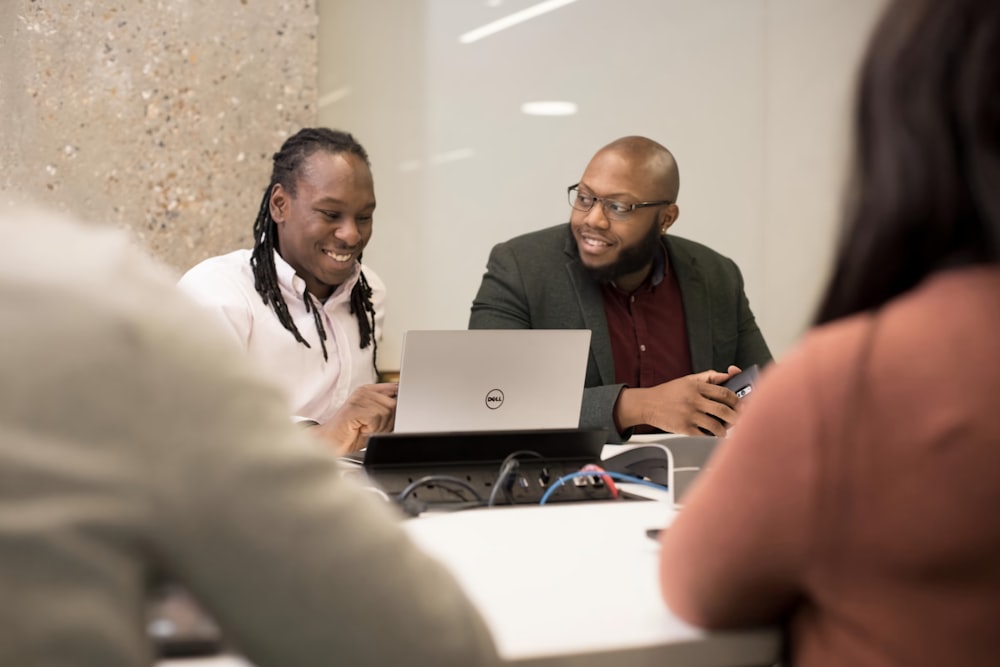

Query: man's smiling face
[[271, 150, 376, 300], [570, 147, 672, 290]]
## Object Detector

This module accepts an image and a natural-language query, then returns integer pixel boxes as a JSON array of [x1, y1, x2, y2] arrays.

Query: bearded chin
[[581, 222, 663, 285]]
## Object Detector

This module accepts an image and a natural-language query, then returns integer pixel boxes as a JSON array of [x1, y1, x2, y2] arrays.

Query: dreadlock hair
[[250, 127, 379, 374]]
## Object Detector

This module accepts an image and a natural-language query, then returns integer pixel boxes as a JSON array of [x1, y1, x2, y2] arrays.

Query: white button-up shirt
[[178, 249, 385, 423]]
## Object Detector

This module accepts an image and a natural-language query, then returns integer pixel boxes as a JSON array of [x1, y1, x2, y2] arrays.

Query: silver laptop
[[393, 329, 591, 433]]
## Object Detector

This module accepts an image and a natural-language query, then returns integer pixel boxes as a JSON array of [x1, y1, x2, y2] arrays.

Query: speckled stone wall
[[0, 1, 318, 272]]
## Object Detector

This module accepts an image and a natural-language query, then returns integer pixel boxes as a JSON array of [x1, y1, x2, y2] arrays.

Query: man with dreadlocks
[[179, 128, 394, 453]]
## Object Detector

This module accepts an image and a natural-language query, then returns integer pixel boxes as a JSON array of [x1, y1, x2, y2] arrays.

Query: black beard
[[580, 221, 663, 285]]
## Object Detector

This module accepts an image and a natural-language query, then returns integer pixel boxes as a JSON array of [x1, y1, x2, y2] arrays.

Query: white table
[[162, 436, 778, 667], [403, 499, 779, 666]]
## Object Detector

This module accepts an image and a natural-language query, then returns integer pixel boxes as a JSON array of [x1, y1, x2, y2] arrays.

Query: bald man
[[469, 136, 772, 442]]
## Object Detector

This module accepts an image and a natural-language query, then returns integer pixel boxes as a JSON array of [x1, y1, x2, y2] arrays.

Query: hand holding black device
[[699, 365, 761, 434]]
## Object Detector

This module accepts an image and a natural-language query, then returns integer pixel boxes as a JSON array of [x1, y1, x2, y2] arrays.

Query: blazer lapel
[[666, 237, 714, 372]]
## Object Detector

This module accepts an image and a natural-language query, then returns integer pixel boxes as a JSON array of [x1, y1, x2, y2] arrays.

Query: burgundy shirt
[[601, 247, 692, 398]]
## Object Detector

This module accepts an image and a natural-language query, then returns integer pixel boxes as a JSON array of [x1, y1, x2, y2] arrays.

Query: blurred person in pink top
[[659, 1, 1000, 665]]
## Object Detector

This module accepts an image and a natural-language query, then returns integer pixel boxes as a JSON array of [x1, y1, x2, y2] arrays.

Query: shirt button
[[639, 344, 646, 352], [630, 295, 636, 303]]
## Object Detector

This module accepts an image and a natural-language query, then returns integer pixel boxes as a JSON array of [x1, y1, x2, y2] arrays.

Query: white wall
[[317, 0, 887, 370]]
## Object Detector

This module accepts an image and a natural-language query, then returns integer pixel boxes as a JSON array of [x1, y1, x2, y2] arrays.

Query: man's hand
[[313, 383, 398, 455], [615, 366, 742, 437]]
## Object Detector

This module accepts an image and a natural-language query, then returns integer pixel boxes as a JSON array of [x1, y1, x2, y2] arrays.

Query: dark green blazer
[[469, 224, 772, 441]]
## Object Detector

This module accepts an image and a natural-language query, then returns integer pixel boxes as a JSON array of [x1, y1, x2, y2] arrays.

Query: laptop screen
[[393, 329, 591, 433]]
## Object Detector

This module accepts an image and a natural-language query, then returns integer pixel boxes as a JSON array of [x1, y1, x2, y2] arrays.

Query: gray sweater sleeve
[[143, 289, 501, 667]]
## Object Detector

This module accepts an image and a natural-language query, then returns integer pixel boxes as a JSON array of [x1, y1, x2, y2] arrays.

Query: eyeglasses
[[567, 184, 672, 222]]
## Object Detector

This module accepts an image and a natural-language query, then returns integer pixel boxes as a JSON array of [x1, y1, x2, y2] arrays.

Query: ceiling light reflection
[[459, 0, 579, 44], [521, 101, 578, 116]]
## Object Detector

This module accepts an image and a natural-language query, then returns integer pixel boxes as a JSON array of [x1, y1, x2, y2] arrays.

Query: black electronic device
[[723, 364, 761, 399], [363, 428, 613, 506]]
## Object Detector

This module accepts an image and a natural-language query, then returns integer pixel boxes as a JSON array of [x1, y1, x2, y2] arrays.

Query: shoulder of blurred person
[[0, 202, 498, 667]]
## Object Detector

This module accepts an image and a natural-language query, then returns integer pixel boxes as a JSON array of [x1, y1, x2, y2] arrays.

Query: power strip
[[361, 428, 616, 506]]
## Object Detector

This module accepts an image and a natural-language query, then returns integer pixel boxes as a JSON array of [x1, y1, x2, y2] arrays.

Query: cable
[[396, 475, 486, 505], [580, 463, 619, 499], [538, 470, 668, 505], [487, 450, 543, 507], [487, 459, 519, 507]]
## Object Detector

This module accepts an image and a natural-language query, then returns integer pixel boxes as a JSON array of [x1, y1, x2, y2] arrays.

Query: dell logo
[[485, 388, 504, 409]]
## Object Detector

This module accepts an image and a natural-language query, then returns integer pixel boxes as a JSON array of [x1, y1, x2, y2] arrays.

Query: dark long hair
[[249, 127, 378, 370], [815, 0, 1000, 325]]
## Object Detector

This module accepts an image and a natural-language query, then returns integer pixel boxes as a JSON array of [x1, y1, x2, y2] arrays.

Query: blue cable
[[538, 470, 669, 505]]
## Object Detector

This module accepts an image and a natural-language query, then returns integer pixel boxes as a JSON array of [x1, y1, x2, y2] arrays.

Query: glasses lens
[[603, 200, 633, 220], [569, 188, 595, 212]]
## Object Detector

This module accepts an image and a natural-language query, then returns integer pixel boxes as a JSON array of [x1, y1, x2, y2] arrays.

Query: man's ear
[[269, 183, 289, 224], [660, 203, 680, 234]]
